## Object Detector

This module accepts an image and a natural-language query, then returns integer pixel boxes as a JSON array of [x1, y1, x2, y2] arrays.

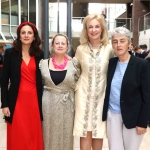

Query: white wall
[[139, 29, 150, 49], [88, 3, 105, 14]]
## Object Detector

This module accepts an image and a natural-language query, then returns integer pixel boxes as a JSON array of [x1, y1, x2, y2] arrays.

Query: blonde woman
[[73, 14, 114, 150], [40, 33, 79, 150]]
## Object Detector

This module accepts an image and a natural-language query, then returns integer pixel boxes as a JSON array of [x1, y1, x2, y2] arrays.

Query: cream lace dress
[[73, 43, 114, 138], [87, 49, 98, 131]]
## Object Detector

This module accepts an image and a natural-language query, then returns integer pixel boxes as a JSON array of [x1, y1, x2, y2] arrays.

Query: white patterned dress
[[73, 43, 114, 138]]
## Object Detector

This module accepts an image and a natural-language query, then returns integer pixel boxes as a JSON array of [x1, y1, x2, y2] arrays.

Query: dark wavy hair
[[13, 22, 42, 56]]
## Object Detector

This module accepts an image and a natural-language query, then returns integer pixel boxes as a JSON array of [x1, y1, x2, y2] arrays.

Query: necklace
[[91, 45, 100, 49], [52, 56, 68, 70], [88, 42, 101, 49]]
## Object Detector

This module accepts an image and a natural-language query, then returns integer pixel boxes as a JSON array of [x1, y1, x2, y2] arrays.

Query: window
[[29, 0, 36, 24], [3, 32, 14, 41], [11, 0, 18, 25], [21, 0, 28, 22], [1, 0, 10, 24]]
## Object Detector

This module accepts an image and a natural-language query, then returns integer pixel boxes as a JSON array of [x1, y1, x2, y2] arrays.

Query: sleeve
[[72, 57, 81, 82], [39, 59, 44, 85], [137, 60, 150, 128], [1, 50, 12, 108], [39, 59, 43, 70], [72, 46, 82, 82]]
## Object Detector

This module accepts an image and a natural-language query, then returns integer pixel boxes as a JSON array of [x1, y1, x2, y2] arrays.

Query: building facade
[[0, 0, 42, 42]]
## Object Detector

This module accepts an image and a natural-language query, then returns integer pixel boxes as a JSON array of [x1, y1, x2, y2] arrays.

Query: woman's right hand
[[2, 107, 10, 117], [136, 126, 147, 135]]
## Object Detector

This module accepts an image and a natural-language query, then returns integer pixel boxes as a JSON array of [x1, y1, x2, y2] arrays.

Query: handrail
[[144, 12, 150, 17], [5, 16, 150, 39], [49, 17, 133, 33], [138, 12, 150, 32]]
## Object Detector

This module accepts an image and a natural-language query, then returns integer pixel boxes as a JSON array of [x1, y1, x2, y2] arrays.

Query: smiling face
[[20, 25, 35, 46], [112, 34, 130, 57], [52, 35, 68, 56], [87, 19, 102, 42]]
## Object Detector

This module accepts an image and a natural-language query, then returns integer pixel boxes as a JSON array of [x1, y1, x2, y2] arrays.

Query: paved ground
[[73, 128, 150, 150], [0, 89, 150, 150]]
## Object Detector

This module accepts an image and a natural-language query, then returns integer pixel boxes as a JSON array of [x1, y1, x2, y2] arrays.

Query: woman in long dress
[[40, 33, 79, 150], [1, 22, 44, 150]]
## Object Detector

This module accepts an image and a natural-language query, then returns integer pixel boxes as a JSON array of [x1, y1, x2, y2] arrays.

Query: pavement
[[0, 88, 150, 150]]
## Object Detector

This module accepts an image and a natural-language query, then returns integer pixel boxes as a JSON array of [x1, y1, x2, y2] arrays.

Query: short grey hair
[[111, 27, 131, 42]]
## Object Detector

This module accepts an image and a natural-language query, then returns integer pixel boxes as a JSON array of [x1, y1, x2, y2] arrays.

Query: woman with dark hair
[[1, 22, 44, 150]]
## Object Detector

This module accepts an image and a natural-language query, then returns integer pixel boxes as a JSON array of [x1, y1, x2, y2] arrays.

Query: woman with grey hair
[[102, 27, 150, 150], [73, 14, 114, 150]]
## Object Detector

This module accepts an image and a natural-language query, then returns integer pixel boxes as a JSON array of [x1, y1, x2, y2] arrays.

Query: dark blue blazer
[[136, 51, 148, 59], [102, 55, 150, 129], [1, 48, 43, 123]]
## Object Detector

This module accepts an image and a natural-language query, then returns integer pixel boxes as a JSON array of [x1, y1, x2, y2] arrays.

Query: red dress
[[7, 57, 44, 150]]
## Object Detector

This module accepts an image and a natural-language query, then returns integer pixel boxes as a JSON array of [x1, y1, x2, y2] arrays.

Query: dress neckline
[[22, 57, 32, 66]]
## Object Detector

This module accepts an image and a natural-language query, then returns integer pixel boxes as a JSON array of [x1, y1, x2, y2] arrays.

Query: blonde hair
[[51, 33, 70, 47], [50, 33, 70, 56], [80, 14, 109, 45]]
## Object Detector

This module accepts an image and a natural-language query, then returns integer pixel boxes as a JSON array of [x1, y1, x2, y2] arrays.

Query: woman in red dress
[[1, 22, 44, 150]]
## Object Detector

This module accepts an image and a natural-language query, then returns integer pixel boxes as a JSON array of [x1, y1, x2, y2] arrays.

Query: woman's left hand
[[136, 126, 147, 135]]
